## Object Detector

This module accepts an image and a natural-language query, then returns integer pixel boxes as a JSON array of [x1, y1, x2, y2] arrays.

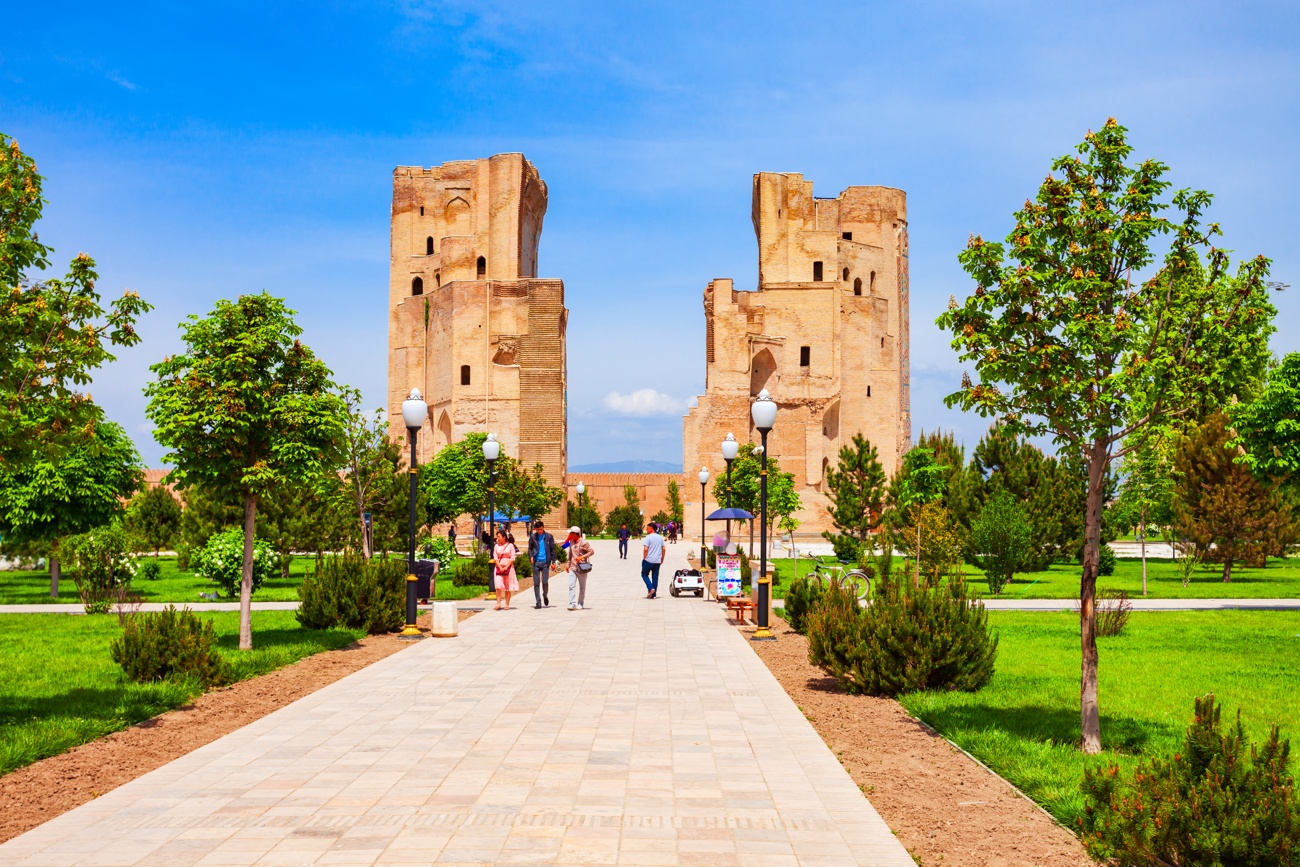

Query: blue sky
[[4, 1, 1297, 467]]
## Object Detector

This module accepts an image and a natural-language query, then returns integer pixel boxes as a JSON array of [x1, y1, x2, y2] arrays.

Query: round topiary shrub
[[192, 528, 277, 599]]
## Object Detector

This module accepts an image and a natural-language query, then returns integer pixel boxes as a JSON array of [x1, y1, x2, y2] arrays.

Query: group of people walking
[[484, 520, 672, 610]]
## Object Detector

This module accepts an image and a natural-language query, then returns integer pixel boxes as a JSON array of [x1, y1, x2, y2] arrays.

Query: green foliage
[[62, 523, 137, 614], [1173, 413, 1294, 582], [497, 462, 564, 528], [969, 490, 1032, 594], [111, 606, 231, 688], [0, 134, 153, 473], [806, 577, 997, 697], [1081, 694, 1300, 865], [296, 553, 405, 634], [145, 292, 345, 649], [424, 535, 456, 565], [419, 432, 494, 527], [937, 118, 1278, 751], [138, 558, 162, 581], [175, 485, 241, 569], [666, 479, 684, 527], [709, 442, 801, 531], [824, 433, 887, 549], [606, 484, 644, 535], [124, 485, 182, 556], [453, 554, 491, 587], [0, 420, 143, 553], [192, 528, 277, 599], [826, 533, 862, 562], [783, 573, 826, 634], [1231, 350, 1300, 488], [1097, 543, 1116, 577], [899, 502, 967, 586], [567, 497, 604, 535], [336, 386, 407, 557]]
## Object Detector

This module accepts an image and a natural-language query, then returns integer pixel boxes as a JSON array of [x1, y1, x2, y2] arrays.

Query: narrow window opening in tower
[[477, 256, 486, 278], [460, 365, 471, 386], [868, 385, 872, 397], [880, 337, 885, 348], [812, 261, 823, 282], [435, 272, 441, 288], [411, 276, 424, 296], [854, 277, 862, 296], [842, 267, 849, 281], [800, 346, 810, 367], [842, 232, 852, 240], [419, 206, 424, 216], [426, 236, 434, 255], [870, 271, 876, 293]]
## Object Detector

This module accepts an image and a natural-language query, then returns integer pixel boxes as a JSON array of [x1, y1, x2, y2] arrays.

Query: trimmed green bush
[[63, 523, 137, 614], [806, 577, 998, 696], [192, 527, 277, 599], [1098, 542, 1117, 577], [297, 554, 405, 634], [1081, 693, 1300, 864], [110, 606, 230, 687], [138, 558, 163, 581], [784, 573, 826, 634], [453, 554, 491, 587]]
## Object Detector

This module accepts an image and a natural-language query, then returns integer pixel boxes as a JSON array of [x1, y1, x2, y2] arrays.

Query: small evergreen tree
[[606, 484, 644, 533], [823, 433, 887, 558], [666, 479, 684, 527], [1172, 413, 1293, 582], [125, 484, 182, 558], [969, 491, 1032, 594]]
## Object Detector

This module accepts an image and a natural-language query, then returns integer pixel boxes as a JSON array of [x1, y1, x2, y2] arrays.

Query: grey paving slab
[[1, 539, 913, 866]]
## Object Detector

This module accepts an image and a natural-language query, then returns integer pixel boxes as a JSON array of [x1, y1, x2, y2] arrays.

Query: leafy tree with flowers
[[937, 119, 1278, 753]]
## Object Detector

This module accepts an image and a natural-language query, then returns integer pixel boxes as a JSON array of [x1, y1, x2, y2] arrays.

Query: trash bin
[[414, 558, 438, 600], [430, 600, 458, 637]]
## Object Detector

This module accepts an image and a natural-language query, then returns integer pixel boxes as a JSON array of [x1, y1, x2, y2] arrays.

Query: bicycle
[[805, 555, 872, 603]]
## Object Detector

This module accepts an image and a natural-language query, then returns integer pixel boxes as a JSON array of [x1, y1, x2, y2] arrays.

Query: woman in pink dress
[[493, 528, 519, 610]]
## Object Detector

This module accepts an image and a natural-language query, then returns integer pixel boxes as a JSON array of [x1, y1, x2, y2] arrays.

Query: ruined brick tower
[[387, 153, 567, 517], [682, 172, 911, 537]]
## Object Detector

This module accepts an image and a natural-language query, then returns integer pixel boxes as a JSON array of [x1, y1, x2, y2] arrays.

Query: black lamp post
[[721, 433, 738, 540], [750, 389, 777, 641], [698, 467, 710, 563], [483, 433, 500, 554], [400, 388, 428, 639]]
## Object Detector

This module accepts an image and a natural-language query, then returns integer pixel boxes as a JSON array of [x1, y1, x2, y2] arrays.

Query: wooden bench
[[725, 594, 755, 625]]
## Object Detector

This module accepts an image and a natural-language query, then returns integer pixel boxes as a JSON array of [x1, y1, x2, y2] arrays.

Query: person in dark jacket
[[528, 521, 558, 608], [617, 524, 631, 559]]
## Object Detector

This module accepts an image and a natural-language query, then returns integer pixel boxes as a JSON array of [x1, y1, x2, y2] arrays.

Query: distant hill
[[569, 460, 681, 474]]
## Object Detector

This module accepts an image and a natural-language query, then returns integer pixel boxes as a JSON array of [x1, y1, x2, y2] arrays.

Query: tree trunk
[[1140, 509, 1147, 597], [50, 553, 61, 599], [240, 492, 258, 651], [1223, 558, 1233, 583], [1080, 437, 1108, 755]]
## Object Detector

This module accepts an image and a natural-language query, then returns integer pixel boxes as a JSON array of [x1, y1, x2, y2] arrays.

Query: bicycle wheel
[[841, 569, 871, 602]]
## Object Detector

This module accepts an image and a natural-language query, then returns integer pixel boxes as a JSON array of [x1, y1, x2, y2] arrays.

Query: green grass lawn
[[0, 556, 312, 605], [768, 555, 1300, 600], [0, 610, 364, 776], [899, 610, 1300, 827]]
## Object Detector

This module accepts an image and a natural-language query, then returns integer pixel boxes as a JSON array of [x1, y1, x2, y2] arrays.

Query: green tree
[[937, 119, 1278, 752], [605, 484, 643, 535], [710, 442, 800, 554], [1113, 434, 1176, 595], [124, 484, 182, 558], [890, 446, 948, 584], [823, 433, 888, 558], [0, 134, 152, 473], [566, 497, 603, 535], [1171, 413, 1293, 582], [969, 491, 1032, 594], [1232, 351, 1300, 489], [0, 420, 142, 597], [666, 479, 684, 527], [497, 462, 564, 529], [337, 386, 404, 558], [145, 293, 345, 650], [419, 432, 516, 528]]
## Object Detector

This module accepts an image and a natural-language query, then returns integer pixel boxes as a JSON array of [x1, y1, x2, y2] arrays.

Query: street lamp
[[400, 388, 428, 639], [576, 481, 586, 537], [750, 389, 777, 641], [721, 432, 738, 538], [482, 433, 500, 558], [698, 467, 710, 564]]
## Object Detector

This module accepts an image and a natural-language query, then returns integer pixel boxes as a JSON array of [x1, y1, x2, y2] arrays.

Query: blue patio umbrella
[[706, 507, 754, 521]]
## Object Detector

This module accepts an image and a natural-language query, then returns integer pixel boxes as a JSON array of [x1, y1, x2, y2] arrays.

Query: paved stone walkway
[[1, 539, 912, 866]]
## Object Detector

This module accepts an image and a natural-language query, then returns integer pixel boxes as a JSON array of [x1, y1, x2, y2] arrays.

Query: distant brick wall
[[567, 472, 680, 529]]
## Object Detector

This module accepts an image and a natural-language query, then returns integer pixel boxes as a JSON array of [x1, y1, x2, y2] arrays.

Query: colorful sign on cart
[[716, 555, 742, 597]]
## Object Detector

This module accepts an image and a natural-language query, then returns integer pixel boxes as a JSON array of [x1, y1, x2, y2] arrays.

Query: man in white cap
[[562, 527, 594, 610]]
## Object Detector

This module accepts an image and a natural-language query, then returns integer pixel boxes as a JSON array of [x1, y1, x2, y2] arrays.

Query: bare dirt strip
[[0, 610, 478, 844], [748, 620, 1092, 866]]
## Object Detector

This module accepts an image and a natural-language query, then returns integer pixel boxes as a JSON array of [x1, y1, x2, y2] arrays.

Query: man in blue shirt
[[641, 523, 666, 599], [528, 521, 557, 608]]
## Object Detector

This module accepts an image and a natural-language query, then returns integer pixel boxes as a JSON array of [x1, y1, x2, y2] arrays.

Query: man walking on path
[[528, 521, 557, 608], [617, 524, 631, 559], [641, 522, 666, 599]]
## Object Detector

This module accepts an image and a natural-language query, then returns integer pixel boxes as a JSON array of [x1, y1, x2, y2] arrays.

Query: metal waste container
[[414, 558, 439, 601]]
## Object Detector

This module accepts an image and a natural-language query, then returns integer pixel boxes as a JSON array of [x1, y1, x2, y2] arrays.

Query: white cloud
[[602, 389, 687, 417]]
